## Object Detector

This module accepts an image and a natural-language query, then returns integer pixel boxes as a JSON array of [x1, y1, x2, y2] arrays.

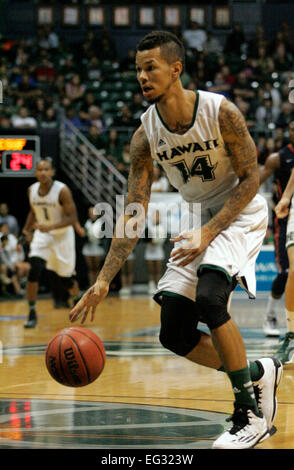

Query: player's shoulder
[[28, 181, 39, 193]]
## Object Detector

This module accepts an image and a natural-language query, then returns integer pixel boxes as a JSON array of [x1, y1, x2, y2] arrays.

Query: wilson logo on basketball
[[48, 356, 64, 384], [63, 347, 82, 385]]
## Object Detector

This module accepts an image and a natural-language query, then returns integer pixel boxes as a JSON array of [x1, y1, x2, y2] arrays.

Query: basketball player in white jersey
[[69, 31, 282, 448], [22, 158, 81, 328]]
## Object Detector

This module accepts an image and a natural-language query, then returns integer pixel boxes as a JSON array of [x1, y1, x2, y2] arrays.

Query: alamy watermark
[[90, 195, 202, 248]]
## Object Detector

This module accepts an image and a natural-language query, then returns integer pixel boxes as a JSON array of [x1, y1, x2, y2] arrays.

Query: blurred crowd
[[1, 21, 294, 296], [0, 22, 293, 175]]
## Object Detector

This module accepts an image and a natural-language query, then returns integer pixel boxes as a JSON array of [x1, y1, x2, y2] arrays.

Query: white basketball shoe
[[253, 357, 283, 430]]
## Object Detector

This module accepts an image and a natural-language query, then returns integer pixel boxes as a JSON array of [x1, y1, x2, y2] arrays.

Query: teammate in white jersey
[[22, 158, 81, 328], [69, 31, 282, 448]]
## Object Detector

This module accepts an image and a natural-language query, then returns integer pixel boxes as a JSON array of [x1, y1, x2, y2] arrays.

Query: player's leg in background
[[24, 256, 46, 328], [264, 218, 288, 337], [154, 259, 162, 285], [147, 260, 156, 294], [275, 244, 294, 364]]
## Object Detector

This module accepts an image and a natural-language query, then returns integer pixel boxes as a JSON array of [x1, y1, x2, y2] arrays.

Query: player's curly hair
[[137, 30, 185, 75]]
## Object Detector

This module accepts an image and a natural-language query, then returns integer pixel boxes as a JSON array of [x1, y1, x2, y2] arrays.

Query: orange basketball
[[45, 326, 106, 387]]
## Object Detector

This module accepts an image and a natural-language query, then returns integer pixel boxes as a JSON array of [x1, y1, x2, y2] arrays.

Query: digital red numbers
[[9, 153, 33, 171]]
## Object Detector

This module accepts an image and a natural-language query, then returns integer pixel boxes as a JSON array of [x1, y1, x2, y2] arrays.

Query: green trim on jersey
[[198, 264, 232, 283], [155, 90, 199, 134]]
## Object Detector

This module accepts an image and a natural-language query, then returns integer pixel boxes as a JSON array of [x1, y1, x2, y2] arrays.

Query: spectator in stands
[[224, 23, 246, 56], [151, 165, 169, 193], [274, 42, 293, 72], [32, 96, 46, 123], [263, 81, 281, 109], [235, 98, 255, 130], [79, 92, 98, 121], [255, 95, 280, 128], [88, 105, 107, 133], [11, 71, 41, 101], [11, 106, 37, 128], [65, 73, 86, 105], [51, 73, 66, 99], [87, 125, 106, 151], [0, 222, 29, 288], [281, 73, 294, 102], [98, 37, 117, 62], [248, 25, 268, 58], [0, 205, 19, 236], [183, 21, 207, 52], [120, 49, 136, 74], [220, 64, 235, 86], [281, 21, 294, 54], [275, 127, 288, 150], [37, 26, 59, 51], [256, 45, 275, 76], [0, 235, 25, 297], [40, 107, 58, 129], [113, 103, 137, 128], [203, 31, 223, 56], [65, 106, 87, 133], [275, 101, 294, 128], [105, 129, 123, 163], [86, 56, 102, 82], [206, 71, 231, 99], [130, 92, 148, 121], [59, 55, 77, 80], [232, 71, 255, 101], [35, 57, 56, 83]]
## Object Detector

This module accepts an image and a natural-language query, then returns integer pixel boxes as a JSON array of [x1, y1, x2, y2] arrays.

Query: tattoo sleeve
[[98, 125, 153, 284], [205, 98, 260, 238]]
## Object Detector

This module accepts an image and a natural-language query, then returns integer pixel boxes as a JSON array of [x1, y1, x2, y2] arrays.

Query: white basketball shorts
[[29, 226, 76, 278], [156, 194, 268, 301]]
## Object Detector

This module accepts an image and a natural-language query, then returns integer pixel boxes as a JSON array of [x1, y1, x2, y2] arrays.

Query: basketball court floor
[[0, 292, 293, 451]]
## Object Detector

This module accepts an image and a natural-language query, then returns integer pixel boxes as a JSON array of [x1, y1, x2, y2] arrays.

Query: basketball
[[45, 326, 106, 387]]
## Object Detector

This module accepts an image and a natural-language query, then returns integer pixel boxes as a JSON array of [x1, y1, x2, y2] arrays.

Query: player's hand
[[170, 226, 212, 267], [69, 280, 109, 324], [275, 197, 291, 219], [34, 223, 51, 232]]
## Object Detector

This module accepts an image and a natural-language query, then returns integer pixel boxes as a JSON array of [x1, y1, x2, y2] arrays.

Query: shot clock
[[0, 136, 40, 177]]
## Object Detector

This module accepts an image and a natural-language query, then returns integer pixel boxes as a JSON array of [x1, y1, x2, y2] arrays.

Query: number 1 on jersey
[[42, 207, 50, 220]]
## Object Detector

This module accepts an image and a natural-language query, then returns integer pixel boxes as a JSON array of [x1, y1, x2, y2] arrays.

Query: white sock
[[266, 296, 280, 317], [286, 309, 294, 333]]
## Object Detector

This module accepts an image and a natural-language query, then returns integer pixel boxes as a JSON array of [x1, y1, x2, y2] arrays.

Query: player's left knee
[[196, 268, 233, 330]]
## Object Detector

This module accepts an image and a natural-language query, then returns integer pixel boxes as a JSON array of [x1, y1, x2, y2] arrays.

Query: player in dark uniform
[[259, 120, 294, 338]]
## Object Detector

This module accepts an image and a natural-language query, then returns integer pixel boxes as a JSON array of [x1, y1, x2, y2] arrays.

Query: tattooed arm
[[205, 98, 260, 238], [69, 125, 153, 323], [171, 98, 261, 267], [98, 125, 153, 284]]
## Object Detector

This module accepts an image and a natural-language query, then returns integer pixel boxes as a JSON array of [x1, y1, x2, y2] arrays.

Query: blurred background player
[[274, 161, 294, 364], [22, 157, 81, 328], [82, 206, 105, 286], [259, 119, 294, 337], [145, 210, 166, 294], [118, 252, 135, 297]]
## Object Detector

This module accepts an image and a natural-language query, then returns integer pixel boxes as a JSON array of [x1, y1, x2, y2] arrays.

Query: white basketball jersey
[[141, 90, 239, 209], [29, 180, 68, 234]]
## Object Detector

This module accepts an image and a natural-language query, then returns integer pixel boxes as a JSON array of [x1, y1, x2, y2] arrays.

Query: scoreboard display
[[0, 136, 40, 177]]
